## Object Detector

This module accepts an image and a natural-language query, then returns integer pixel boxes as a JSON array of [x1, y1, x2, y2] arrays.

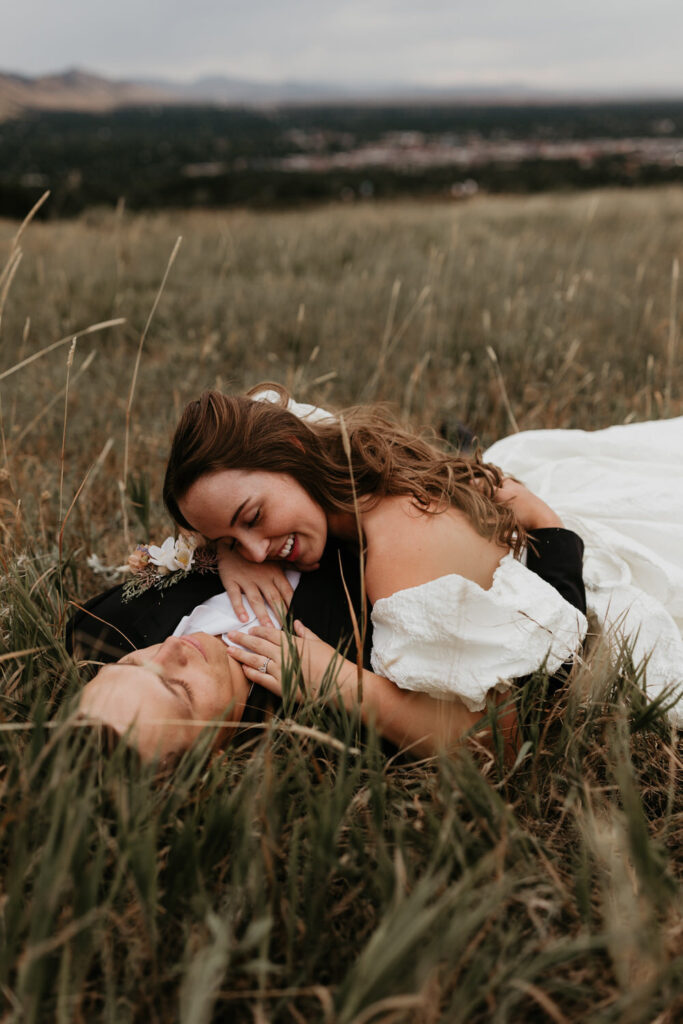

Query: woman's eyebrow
[[230, 498, 248, 527], [204, 498, 249, 542]]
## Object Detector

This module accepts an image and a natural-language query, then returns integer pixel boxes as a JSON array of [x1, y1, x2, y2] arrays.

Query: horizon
[[3, 64, 683, 105]]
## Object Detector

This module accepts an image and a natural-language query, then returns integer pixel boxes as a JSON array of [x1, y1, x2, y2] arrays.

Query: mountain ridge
[[0, 66, 625, 119], [2, 67, 682, 120]]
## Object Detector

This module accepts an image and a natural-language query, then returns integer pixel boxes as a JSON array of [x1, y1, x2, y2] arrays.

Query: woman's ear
[[288, 435, 305, 453]]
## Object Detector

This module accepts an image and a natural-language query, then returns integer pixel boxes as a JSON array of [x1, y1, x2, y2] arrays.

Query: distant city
[[1, 70, 682, 218]]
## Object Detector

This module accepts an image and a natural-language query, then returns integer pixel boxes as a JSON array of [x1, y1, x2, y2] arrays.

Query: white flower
[[147, 535, 195, 574], [148, 536, 181, 573]]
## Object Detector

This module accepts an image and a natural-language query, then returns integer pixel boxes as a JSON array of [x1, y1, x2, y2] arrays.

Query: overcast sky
[[4, 1, 683, 93]]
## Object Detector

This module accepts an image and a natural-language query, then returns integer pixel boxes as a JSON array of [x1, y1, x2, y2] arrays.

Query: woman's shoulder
[[363, 495, 508, 602]]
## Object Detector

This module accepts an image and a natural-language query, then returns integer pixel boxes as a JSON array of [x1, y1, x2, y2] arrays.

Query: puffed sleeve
[[370, 553, 588, 711]]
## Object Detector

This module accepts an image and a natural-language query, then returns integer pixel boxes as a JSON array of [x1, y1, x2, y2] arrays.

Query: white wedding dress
[[484, 417, 683, 726]]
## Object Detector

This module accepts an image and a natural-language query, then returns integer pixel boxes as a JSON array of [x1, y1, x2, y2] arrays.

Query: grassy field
[[0, 188, 681, 1022]]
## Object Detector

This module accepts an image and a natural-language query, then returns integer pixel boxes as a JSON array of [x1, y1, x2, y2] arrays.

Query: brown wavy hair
[[163, 383, 524, 554]]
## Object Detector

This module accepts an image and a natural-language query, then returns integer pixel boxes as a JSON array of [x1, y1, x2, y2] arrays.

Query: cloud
[[2, 0, 682, 91]]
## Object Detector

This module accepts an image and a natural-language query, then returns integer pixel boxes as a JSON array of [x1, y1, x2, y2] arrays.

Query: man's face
[[78, 632, 250, 761]]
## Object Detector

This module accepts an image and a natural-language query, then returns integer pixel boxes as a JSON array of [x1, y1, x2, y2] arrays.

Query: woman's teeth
[[278, 534, 295, 558]]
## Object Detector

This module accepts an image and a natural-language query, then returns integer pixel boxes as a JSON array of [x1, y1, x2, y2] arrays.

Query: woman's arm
[[493, 479, 586, 610], [226, 622, 516, 758]]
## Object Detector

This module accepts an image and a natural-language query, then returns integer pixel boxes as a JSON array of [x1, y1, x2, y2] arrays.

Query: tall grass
[[0, 188, 681, 1021]]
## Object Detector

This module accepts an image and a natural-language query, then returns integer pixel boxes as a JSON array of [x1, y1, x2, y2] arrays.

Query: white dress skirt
[[485, 417, 683, 725]]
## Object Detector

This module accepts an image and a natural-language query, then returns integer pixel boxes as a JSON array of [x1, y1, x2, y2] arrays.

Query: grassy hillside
[[0, 188, 681, 1022]]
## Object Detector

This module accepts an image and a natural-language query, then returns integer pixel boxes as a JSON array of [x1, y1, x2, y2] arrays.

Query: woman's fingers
[[246, 624, 281, 639], [227, 626, 283, 666], [274, 574, 295, 607], [226, 627, 296, 698], [293, 619, 316, 641], [228, 634, 278, 670], [263, 588, 289, 626], [225, 582, 248, 624], [242, 586, 273, 627]]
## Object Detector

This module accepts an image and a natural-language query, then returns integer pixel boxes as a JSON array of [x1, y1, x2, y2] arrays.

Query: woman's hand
[[217, 542, 294, 626], [494, 478, 563, 530], [226, 621, 348, 700]]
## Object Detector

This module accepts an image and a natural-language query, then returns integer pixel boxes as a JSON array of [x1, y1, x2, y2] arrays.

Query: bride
[[160, 385, 683, 741]]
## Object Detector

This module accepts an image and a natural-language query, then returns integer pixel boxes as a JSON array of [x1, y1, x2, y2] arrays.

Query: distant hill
[[0, 69, 173, 118], [0, 67, 568, 119]]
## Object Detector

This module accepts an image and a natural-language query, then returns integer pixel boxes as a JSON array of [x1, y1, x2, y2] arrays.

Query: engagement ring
[[260, 658, 271, 674]]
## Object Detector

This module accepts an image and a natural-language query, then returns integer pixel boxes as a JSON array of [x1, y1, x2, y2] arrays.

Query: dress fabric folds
[[370, 552, 587, 712], [485, 416, 683, 725]]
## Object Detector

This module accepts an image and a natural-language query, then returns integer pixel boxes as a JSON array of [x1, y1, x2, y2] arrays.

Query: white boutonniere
[[122, 530, 217, 601]]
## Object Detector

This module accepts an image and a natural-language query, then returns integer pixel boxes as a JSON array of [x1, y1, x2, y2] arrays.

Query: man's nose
[[157, 636, 189, 665]]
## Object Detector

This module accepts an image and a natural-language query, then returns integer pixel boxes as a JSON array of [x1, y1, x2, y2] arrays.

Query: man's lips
[[181, 636, 207, 661]]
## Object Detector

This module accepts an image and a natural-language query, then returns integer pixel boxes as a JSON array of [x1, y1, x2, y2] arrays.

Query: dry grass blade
[[0, 318, 125, 382], [1, 190, 48, 331], [349, 993, 426, 1024], [486, 345, 520, 433], [57, 437, 114, 562], [338, 414, 367, 700], [365, 281, 431, 399], [12, 350, 97, 449], [0, 250, 22, 334], [8, 189, 51, 251], [0, 647, 47, 664], [58, 339, 77, 525], [508, 979, 570, 1024], [121, 235, 182, 545]]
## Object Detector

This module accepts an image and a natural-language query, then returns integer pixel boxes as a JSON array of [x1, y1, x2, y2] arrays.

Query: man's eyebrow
[[106, 662, 195, 708]]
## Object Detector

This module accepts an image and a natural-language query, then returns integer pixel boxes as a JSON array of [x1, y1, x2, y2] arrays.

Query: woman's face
[[78, 633, 249, 761], [178, 469, 328, 572]]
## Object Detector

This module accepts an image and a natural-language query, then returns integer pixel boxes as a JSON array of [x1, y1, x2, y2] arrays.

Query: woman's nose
[[238, 534, 269, 562]]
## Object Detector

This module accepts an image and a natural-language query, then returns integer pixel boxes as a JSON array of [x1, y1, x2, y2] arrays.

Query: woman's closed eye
[[226, 508, 261, 550]]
